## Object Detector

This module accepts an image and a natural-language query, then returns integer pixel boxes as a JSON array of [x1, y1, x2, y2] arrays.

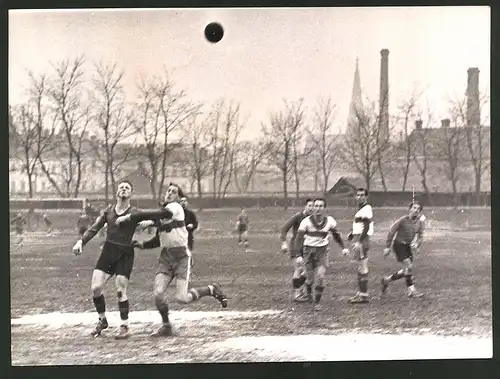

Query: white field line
[[11, 309, 282, 327], [10, 310, 492, 361], [214, 334, 492, 361]]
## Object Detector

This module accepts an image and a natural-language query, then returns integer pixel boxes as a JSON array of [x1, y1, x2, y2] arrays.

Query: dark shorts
[[156, 246, 191, 280], [352, 235, 371, 260], [238, 225, 248, 233], [303, 245, 328, 271], [15, 227, 23, 235], [393, 240, 413, 262], [78, 227, 87, 237], [95, 242, 135, 279]]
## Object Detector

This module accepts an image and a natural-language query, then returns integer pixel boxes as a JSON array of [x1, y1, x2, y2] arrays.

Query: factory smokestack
[[379, 49, 390, 140], [466, 67, 480, 127]]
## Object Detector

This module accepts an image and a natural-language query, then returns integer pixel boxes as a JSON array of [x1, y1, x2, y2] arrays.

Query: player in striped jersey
[[347, 188, 374, 304], [122, 183, 228, 337], [381, 202, 425, 298], [295, 198, 349, 310], [280, 198, 314, 301]]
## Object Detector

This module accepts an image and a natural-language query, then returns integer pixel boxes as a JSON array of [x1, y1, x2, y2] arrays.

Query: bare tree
[[261, 99, 306, 209], [182, 113, 211, 200], [411, 107, 435, 195], [9, 105, 39, 197], [395, 89, 423, 191], [438, 119, 465, 201], [91, 62, 136, 204], [232, 139, 270, 193], [307, 97, 341, 193], [339, 99, 389, 191], [134, 71, 199, 201], [36, 56, 90, 197], [449, 93, 490, 204], [205, 100, 245, 199]]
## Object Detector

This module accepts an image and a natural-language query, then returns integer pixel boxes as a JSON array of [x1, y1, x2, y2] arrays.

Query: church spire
[[346, 58, 364, 134]]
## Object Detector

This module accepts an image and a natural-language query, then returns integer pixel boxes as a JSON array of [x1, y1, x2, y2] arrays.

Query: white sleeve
[[360, 205, 373, 219], [298, 218, 308, 232], [329, 217, 337, 229], [166, 202, 184, 220]]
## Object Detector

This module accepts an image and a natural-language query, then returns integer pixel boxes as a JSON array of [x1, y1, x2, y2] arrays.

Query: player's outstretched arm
[[140, 232, 161, 249], [80, 213, 107, 246], [280, 214, 296, 242], [130, 208, 174, 223]]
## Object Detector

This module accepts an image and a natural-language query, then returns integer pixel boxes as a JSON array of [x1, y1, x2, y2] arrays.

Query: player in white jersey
[[117, 183, 227, 337], [346, 188, 374, 304], [295, 198, 349, 310]]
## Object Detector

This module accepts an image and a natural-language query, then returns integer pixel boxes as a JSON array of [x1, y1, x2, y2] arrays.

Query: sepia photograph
[[9, 6, 491, 365]]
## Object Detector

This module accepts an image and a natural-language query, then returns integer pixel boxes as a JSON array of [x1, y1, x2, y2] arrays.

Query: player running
[[236, 208, 249, 248], [295, 198, 349, 311], [72, 180, 171, 339], [122, 183, 227, 338], [11, 212, 26, 246], [381, 202, 425, 298], [347, 188, 374, 304], [280, 198, 314, 301]]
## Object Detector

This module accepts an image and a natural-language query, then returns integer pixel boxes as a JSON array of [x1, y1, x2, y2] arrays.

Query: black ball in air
[[205, 22, 224, 43]]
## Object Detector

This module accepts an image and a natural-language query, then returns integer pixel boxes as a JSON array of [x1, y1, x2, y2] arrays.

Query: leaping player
[[280, 198, 314, 301], [120, 183, 228, 337], [72, 180, 172, 339]]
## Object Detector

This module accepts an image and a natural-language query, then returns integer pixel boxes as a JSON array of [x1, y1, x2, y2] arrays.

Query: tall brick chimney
[[466, 67, 480, 127], [379, 49, 390, 139]]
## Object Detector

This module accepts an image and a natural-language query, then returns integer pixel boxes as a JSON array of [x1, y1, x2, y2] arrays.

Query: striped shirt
[[158, 202, 189, 250], [352, 204, 374, 237], [298, 215, 338, 248], [386, 215, 425, 247]]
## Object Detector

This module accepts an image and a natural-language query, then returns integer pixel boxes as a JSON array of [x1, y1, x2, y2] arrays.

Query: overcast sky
[[9, 7, 490, 139]]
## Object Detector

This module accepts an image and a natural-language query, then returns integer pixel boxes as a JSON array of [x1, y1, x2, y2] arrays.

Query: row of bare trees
[[9, 56, 490, 205]]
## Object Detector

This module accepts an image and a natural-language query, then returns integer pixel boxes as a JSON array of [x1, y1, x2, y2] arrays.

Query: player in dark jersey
[[381, 202, 425, 298], [72, 180, 175, 340], [180, 196, 198, 253], [77, 212, 93, 237], [280, 198, 314, 301], [236, 209, 249, 248], [11, 213, 26, 246]]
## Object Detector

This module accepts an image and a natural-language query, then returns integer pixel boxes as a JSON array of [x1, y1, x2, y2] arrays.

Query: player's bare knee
[[316, 265, 326, 280]]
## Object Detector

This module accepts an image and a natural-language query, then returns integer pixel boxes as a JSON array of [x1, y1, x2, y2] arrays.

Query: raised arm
[[124, 208, 174, 224], [81, 212, 107, 246], [280, 214, 297, 242], [386, 216, 404, 247]]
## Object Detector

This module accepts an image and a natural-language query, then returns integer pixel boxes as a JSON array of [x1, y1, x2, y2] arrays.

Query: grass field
[[10, 207, 492, 365]]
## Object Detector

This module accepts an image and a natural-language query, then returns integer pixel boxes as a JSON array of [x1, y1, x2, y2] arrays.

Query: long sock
[[93, 294, 106, 320], [405, 275, 414, 287], [155, 297, 170, 325], [390, 269, 405, 282], [118, 300, 129, 327], [188, 286, 211, 301], [314, 286, 324, 303], [358, 272, 368, 294], [306, 283, 312, 295]]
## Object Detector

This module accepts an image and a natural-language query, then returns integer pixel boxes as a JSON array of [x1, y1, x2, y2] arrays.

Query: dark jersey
[[184, 207, 198, 246], [386, 215, 425, 247], [237, 214, 249, 230], [280, 211, 307, 244], [81, 205, 139, 247]]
